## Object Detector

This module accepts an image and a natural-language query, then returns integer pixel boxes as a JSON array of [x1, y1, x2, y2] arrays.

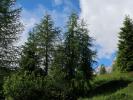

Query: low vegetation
[[79, 72, 133, 100], [0, 0, 133, 100]]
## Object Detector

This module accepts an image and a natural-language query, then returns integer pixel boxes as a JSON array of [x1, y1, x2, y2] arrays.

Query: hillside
[[79, 72, 133, 100]]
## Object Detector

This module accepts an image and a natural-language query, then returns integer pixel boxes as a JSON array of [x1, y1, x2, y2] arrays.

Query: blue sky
[[17, 0, 133, 68]]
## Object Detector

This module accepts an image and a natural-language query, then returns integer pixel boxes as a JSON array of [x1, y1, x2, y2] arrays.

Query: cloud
[[79, 0, 133, 59], [54, 0, 63, 5], [17, 5, 46, 45], [18, 3, 70, 45]]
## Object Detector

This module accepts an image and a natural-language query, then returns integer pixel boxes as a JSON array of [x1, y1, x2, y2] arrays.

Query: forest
[[0, 0, 133, 100]]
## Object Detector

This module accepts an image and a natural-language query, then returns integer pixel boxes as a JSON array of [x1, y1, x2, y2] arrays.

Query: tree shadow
[[89, 79, 132, 97]]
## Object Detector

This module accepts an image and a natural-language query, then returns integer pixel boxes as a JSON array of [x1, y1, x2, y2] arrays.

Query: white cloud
[[17, 4, 69, 45], [79, 0, 133, 59], [17, 5, 46, 45], [54, 0, 63, 5]]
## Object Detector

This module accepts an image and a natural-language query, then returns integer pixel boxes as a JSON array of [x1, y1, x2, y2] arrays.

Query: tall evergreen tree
[[63, 13, 96, 80], [35, 14, 60, 75], [0, 0, 23, 68], [78, 20, 95, 79], [64, 13, 80, 80], [20, 31, 42, 74], [115, 16, 133, 72], [20, 14, 60, 76], [0, 0, 22, 98]]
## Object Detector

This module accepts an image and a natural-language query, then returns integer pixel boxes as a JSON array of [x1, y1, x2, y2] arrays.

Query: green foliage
[[2, 1, 133, 100], [0, 0, 23, 68], [99, 64, 106, 75], [48, 13, 95, 99], [19, 31, 44, 75], [4, 71, 89, 100], [0, 0, 22, 99], [112, 60, 117, 72], [35, 14, 60, 75], [115, 16, 133, 72], [3, 72, 64, 100], [64, 13, 95, 80], [64, 13, 80, 79], [0, 67, 11, 99], [80, 83, 133, 100], [77, 20, 95, 80], [3, 73, 44, 100], [20, 14, 60, 76], [80, 72, 133, 100]]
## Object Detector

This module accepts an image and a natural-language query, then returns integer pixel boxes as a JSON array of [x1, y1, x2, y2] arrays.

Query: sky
[[17, 0, 133, 68]]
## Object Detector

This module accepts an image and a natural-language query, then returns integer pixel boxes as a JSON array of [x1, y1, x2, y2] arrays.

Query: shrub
[[3, 73, 44, 100], [3, 72, 64, 100]]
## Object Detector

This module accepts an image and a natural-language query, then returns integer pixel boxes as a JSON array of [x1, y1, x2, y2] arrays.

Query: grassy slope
[[79, 72, 133, 100]]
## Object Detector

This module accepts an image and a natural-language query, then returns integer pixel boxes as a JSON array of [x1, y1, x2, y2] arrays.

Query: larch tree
[[78, 20, 95, 79], [64, 13, 80, 80], [35, 14, 60, 75], [20, 14, 60, 76], [19, 30, 43, 75]]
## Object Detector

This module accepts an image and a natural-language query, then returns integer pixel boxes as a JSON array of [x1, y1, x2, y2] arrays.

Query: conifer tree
[[64, 13, 96, 80], [78, 20, 95, 79], [20, 31, 42, 74], [35, 14, 60, 75], [99, 64, 106, 74], [0, 0, 23, 68], [20, 14, 60, 75], [116, 16, 133, 72], [64, 13, 80, 79]]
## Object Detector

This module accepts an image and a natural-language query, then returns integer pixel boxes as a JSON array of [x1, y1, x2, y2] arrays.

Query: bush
[[3, 73, 43, 100], [3, 70, 92, 100], [3, 72, 64, 100]]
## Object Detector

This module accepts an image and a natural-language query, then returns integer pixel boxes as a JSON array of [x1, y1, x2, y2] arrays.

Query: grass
[[79, 72, 133, 100]]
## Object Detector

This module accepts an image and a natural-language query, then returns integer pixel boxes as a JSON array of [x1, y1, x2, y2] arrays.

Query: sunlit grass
[[79, 72, 133, 100]]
